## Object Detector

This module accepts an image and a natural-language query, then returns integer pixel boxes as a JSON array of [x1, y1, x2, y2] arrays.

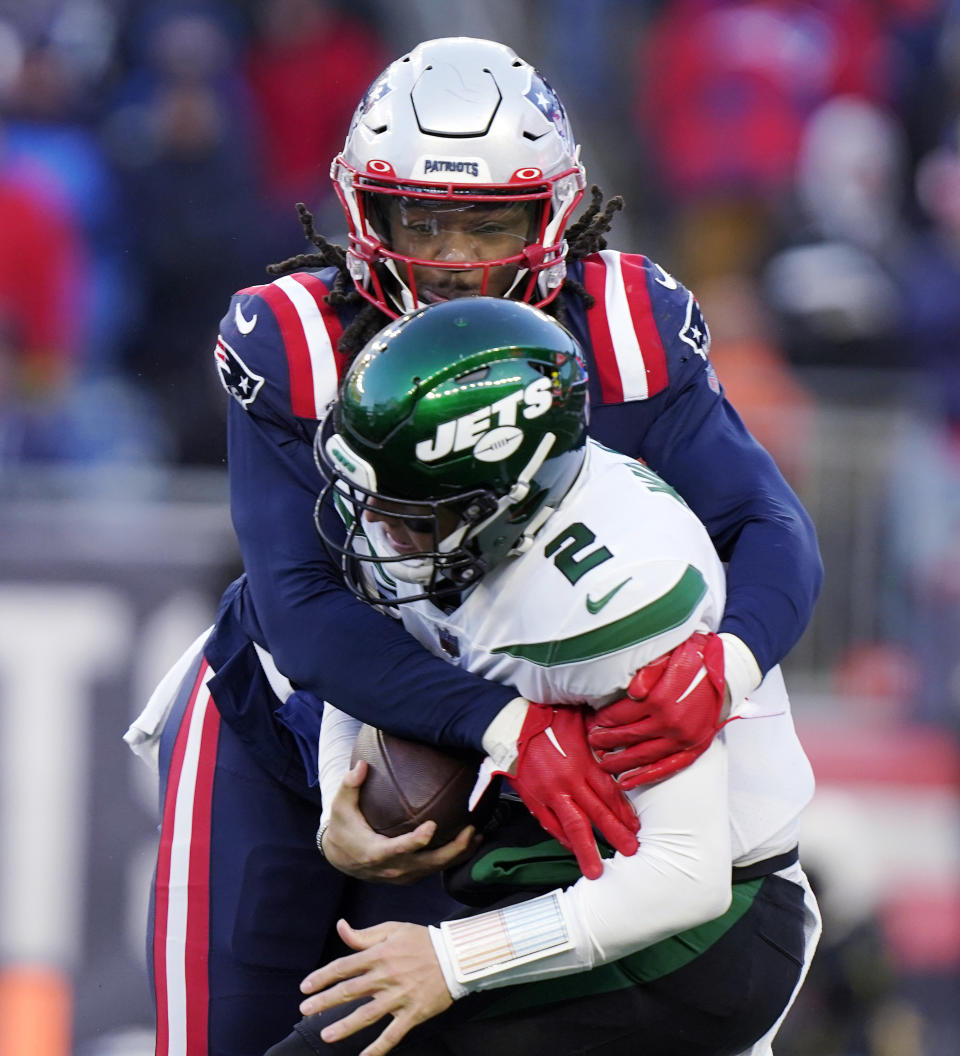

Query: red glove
[[505, 703, 639, 880], [587, 632, 728, 789]]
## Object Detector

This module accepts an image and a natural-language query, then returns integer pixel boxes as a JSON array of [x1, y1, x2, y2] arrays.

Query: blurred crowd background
[[0, 1, 958, 1053]]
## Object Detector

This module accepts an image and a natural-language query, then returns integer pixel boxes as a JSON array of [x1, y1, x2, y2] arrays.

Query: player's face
[[384, 198, 537, 301], [363, 500, 459, 554]]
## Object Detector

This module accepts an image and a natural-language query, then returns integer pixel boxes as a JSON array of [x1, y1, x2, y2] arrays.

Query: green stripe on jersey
[[472, 877, 764, 1018], [491, 565, 707, 667]]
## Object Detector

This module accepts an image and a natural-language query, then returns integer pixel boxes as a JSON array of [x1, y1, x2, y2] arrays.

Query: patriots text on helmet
[[415, 376, 554, 462], [423, 159, 481, 177]]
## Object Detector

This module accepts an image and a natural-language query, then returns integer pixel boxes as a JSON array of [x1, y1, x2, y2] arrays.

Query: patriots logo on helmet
[[679, 294, 711, 361], [361, 74, 391, 112], [215, 337, 264, 408], [525, 75, 573, 146], [347, 74, 392, 139]]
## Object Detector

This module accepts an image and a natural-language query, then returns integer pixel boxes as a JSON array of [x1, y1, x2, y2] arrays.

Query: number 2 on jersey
[[544, 523, 613, 584]]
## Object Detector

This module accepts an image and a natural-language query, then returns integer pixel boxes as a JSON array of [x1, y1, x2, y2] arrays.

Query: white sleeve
[[432, 737, 733, 993], [564, 738, 732, 960], [317, 703, 363, 827]]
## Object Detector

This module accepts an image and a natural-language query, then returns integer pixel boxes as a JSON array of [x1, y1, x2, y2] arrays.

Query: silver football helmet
[[331, 37, 586, 317]]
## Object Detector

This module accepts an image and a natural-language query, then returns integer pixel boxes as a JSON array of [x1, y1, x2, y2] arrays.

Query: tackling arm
[[227, 395, 635, 867], [228, 399, 513, 751], [583, 390, 820, 785], [562, 258, 821, 785], [641, 372, 822, 678]]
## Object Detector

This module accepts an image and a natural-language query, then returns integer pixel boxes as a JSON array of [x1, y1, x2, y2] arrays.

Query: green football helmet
[[315, 297, 589, 605]]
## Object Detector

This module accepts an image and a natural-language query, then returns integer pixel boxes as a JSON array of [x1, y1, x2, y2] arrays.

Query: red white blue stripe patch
[[256, 274, 346, 419], [582, 251, 669, 403]]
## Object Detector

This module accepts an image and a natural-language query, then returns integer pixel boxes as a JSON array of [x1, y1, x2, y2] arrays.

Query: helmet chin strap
[[510, 432, 588, 555], [510, 502, 558, 556], [536, 249, 568, 299], [380, 258, 418, 314], [510, 431, 557, 501]]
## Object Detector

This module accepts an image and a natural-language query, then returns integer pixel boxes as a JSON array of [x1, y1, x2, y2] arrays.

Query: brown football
[[351, 725, 491, 847]]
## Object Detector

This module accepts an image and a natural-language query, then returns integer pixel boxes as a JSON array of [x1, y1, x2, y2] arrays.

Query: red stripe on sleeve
[[153, 661, 206, 1056], [619, 255, 669, 397], [257, 283, 317, 418], [289, 273, 350, 381], [581, 257, 624, 403], [184, 691, 220, 1056]]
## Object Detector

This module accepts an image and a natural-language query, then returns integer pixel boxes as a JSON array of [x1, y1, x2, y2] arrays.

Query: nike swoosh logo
[[235, 302, 258, 335], [544, 727, 567, 757], [653, 263, 678, 289], [586, 578, 631, 614]]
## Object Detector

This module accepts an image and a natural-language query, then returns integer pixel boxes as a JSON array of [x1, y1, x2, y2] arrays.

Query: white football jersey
[[384, 442, 813, 863], [321, 441, 816, 984], [394, 442, 725, 708]]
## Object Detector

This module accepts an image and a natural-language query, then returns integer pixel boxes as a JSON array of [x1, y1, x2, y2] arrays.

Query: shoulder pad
[[579, 251, 711, 404], [216, 268, 350, 420]]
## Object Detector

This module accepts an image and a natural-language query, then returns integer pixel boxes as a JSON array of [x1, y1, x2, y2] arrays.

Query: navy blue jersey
[[210, 255, 821, 757]]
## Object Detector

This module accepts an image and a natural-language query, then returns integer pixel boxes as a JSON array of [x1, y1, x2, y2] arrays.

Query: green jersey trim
[[469, 837, 614, 890], [472, 877, 765, 1018], [490, 565, 707, 667]]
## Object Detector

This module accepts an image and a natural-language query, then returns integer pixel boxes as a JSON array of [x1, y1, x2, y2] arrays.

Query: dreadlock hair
[[551, 185, 624, 325], [266, 187, 624, 359], [266, 203, 390, 357]]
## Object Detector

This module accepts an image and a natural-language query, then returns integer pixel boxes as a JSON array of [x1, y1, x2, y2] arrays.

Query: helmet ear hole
[[461, 495, 499, 524]]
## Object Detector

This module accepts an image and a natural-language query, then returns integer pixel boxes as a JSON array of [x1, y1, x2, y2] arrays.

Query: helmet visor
[[362, 495, 460, 554], [365, 195, 545, 302], [378, 197, 540, 264]]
